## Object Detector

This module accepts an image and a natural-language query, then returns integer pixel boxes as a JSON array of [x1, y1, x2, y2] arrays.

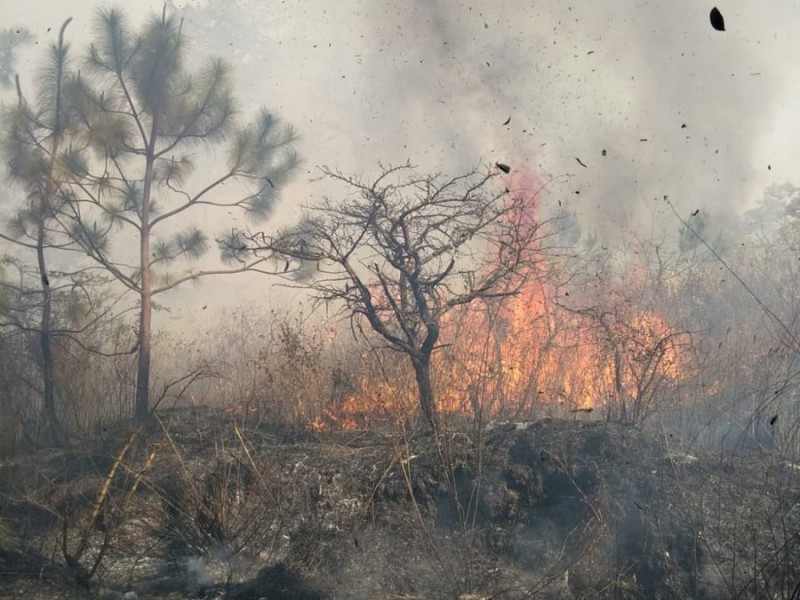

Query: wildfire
[[312, 165, 693, 430]]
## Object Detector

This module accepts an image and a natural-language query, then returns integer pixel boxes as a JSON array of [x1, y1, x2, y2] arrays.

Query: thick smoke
[[355, 0, 787, 236], [5, 0, 797, 229], [4, 0, 795, 316], [162, 0, 794, 238]]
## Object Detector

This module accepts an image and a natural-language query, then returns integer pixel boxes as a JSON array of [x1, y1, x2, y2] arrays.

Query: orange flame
[[312, 165, 693, 429]]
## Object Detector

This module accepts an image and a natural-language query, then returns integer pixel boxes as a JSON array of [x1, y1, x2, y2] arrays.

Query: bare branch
[[244, 163, 549, 429]]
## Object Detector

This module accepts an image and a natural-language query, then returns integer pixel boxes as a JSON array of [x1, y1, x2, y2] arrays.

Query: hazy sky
[[3, 0, 800, 325]]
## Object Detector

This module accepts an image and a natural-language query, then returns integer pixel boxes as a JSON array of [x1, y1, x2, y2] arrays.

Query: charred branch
[[243, 163, 548, 429]]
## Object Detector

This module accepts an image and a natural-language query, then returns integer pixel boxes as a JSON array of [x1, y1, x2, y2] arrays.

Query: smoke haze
[[3, 0, 799, 316], [159, 0, 798, 232]]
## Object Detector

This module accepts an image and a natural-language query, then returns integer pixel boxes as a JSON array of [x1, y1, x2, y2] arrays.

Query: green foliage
[[59, 147, 90, 178], [174, 228, 209, 260], [70, 6, 297, 234], [162, 58, 237, 142], [152, 154, 194, 186], [2, 104, 48, 181], [69, 220, 110, 255], [1, 5, 299, 424], [34, 37, 73, 135], [87, 8, 136, 76], [82, 108, 134, 157], [230, 110, 296, 173], [152, 228, 209, 264], [131, 11, 184, 115], [0, 18, 75, 243], [83, 9, 237, 150], [218, 229, 249, 265], [61, 290, 91, 329]]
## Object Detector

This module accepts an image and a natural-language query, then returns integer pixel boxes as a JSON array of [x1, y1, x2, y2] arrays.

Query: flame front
[[316, 166, 693, 430]]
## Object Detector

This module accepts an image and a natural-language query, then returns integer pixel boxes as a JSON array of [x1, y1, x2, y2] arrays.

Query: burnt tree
[[245, 164, 545, 431]]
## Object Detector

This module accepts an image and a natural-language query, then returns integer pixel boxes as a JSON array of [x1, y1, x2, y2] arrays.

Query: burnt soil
[[1, 408, 799, 599]]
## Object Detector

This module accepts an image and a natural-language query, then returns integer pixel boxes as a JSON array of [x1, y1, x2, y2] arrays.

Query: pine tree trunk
[[36, 223, 60, 445], [34, 17, 71, 445], [134, 129, 157, 421], [134, 285, 151, 421]]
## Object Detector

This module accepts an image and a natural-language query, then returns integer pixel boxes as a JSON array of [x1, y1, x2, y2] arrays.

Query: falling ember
[[313, 164, 694, 430]]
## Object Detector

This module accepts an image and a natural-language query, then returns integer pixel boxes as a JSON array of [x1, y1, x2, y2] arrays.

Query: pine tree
[[1, 19, 75, 443], [62, 8, 297, 419]]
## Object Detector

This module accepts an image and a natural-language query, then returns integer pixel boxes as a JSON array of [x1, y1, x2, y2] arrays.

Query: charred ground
[[1, 407, 799, 599]]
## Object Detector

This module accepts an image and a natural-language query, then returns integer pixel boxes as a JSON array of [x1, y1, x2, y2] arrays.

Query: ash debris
[[1, 409, 798, 599]]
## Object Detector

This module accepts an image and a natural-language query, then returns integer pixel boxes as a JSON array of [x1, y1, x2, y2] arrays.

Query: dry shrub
[[0, 316, 139, 452], [157, 448, 285, 564], [193, 305, 360, 428], [147, 416, 327, 590], [0, 333, 38, 454], [54, 332, 137, 440]]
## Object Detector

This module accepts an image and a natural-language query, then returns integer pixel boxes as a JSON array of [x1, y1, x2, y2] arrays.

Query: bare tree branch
[[245, 163, 548, 430]]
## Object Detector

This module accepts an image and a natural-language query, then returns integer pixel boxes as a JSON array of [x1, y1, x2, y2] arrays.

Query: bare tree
[[245, 163, 546, 432]]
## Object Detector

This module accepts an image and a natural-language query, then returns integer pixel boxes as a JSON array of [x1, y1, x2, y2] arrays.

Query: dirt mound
[[1, 409, 798, 599]]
